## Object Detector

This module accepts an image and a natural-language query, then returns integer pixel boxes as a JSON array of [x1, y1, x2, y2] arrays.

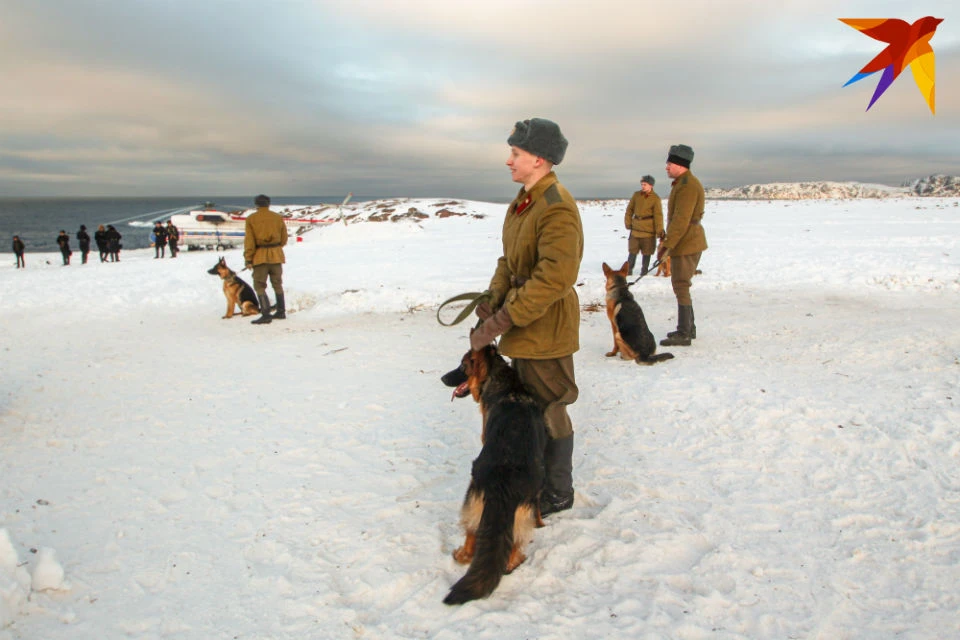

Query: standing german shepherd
[[602, 261, 674, 364], [440, 344, 547, 605], [207, 257, 260, 318]]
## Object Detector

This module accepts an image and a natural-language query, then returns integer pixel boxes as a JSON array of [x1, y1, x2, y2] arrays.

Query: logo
[[840, 17, 943, 113]]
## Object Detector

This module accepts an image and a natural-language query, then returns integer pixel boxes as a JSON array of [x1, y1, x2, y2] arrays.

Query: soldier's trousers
[[511, 355, 578, 440], [252, 263, 284, 297], [671, 252, 702, 306]]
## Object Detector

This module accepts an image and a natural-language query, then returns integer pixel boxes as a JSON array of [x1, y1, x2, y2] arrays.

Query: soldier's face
[[507, 146, 539, 185], [641, 182, 652, 193], [666, 162, 687, 179]]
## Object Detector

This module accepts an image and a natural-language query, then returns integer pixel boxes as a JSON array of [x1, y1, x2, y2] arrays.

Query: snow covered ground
[[2, 195, 959, 639]]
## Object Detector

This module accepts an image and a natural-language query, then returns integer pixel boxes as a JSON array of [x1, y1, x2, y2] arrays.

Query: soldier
[[471, 117, 584, 517], [624, 174, 663, 275], [657, 144, 708, 346], [244, 194, 288, 324]]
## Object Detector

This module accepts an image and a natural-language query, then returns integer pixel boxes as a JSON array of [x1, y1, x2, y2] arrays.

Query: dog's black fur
[[441, 345, 546, 605]]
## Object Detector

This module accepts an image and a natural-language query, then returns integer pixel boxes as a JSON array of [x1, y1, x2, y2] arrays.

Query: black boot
[[251, 294, 273, 325], [661, 305, 693, 346], [273, 294, 286, 320], [666, 304, 696, 340], [540, 434, 575, 517], [640, 254, 651, 276], [627, 253, 637, 276]]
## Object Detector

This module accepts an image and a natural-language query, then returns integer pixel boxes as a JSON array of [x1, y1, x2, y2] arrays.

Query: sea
[[1, 196, 364, 253]]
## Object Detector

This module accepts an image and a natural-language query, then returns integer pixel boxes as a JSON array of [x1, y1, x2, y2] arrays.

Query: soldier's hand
[[470, 307, 513, 351], [657, 245, 671, 260], [475, 301, 494, 320]]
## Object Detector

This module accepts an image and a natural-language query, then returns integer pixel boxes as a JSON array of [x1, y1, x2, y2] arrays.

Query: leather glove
[[475, 301, 494, 321], [470, 307, 513, 351], [657, 244, 671, 260], [245, 262, 253, 270]]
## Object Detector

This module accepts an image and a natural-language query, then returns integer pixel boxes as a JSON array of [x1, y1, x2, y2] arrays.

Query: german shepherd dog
[[602, 261, 674, 364], [440, 344, 547, 605], [207, 257, 260, 318]]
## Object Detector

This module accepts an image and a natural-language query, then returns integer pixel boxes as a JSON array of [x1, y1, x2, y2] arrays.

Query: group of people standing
[[467, 118, 708, 518], [49, 225, 122, 265], [12, 219, 180, 268], [151, 220, 180, 259]]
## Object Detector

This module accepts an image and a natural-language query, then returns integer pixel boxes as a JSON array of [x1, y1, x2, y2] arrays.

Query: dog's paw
[[505, 551, 527, 573], [604, 350, 618, 358], [452, 547, 474, 565]]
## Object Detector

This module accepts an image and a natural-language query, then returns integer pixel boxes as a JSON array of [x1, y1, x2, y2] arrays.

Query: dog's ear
[[602, 262, 612, 276], [620, 261, 630, 274]]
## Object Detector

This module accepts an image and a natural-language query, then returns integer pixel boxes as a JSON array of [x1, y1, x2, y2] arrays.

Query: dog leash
[[626, 259, 662, 288], [437, 291, 491, 326]]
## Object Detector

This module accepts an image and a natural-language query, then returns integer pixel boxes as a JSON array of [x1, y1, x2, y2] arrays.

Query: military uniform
[[660, 167, 707, 345], [244, 202, 288, 323], [624, 188, 663, 274], [485, 169, 583, 515]]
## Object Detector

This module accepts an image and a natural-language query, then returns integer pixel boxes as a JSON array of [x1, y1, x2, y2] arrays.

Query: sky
[[1, 0, 958, 197]]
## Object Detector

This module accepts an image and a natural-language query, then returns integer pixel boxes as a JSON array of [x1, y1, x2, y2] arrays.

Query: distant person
[[12, 235, 25, 269], [56, 230, 71, 266], [95, 225, 109, 262], [624, 175, 663, 276], [106, 225, 122, 262], [165, 220, 179, 258], [470, 117, 583, 517], [152, 222, 167, 259], [76, 225, 91, 264], [657, 144, 708, 346], [244, 194, 288, 324]]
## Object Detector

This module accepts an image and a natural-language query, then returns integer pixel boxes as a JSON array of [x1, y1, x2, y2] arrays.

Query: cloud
[[1, 1, 957, 195]]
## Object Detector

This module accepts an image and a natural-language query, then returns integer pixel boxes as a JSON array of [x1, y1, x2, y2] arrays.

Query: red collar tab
[[515, 195, 532, 215]]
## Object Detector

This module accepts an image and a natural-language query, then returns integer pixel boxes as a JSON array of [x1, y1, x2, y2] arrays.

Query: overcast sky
[[2, 0, 958, 198]]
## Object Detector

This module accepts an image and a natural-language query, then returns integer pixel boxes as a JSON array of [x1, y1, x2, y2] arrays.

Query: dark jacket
[[94, 229, 108, 250], [12, 238, 25, 255], [77, 229, 91, 250], [106, 227, 122, 252], [57, 233, 71, 254]]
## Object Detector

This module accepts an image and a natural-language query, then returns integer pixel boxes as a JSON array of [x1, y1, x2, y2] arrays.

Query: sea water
[[1, 196, 360, 253]]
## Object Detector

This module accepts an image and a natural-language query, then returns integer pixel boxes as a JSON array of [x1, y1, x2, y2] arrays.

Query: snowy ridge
[[706, 174, 960, 200]]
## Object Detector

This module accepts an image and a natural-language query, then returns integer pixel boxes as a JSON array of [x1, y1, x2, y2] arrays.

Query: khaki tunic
[[624, 190, 663, 238], [244, 207, 288, 266], [664, 171, 708, 256], [487, 172, 583, 360]]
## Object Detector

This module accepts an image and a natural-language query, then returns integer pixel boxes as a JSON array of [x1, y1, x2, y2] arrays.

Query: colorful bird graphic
[[840, 16, 943, 113]]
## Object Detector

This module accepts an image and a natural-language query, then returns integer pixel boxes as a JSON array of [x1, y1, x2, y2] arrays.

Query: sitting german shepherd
[[440, 344, 547, 605], [602, 261, 674, 365], [207, 257, 260, 319]]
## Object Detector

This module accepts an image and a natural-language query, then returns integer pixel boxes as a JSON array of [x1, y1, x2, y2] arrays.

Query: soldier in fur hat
[[658, 144, 707, 346], [624, 174, 663, 275]]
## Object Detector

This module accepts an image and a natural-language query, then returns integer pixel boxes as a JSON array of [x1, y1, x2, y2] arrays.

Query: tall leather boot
[[640, 254, 651, 276], [273, 293, 286, 320], [666, 304, 696, 340], [661, 305, 693, 346], [251, 294, 273, 325], [540, 434, 575, 516], [627, 253, 637, 276]]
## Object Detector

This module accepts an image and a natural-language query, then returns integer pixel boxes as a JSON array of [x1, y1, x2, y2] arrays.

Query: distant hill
[[705, 175, 960, 200]]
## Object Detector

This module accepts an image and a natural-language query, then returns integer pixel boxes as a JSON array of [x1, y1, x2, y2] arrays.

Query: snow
[[2, 195, 959, 639]]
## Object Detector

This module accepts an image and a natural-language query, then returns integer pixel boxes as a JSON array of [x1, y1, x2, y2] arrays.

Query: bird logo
[[840, 17, 943, 113]]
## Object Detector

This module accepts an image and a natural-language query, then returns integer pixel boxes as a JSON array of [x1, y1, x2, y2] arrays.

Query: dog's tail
[[444, 488, 517, 605], [637, 352, 675, 365]]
